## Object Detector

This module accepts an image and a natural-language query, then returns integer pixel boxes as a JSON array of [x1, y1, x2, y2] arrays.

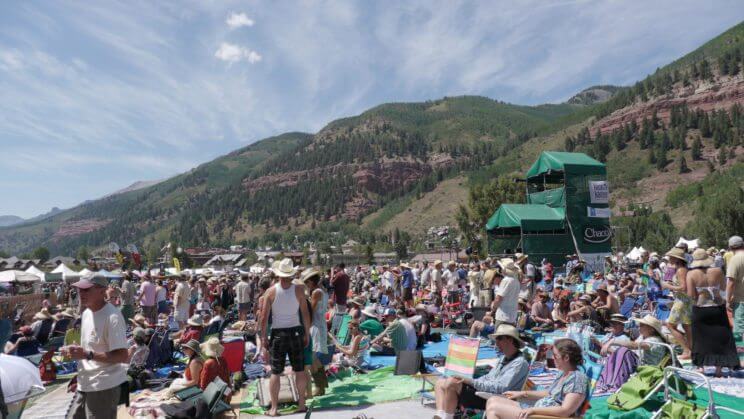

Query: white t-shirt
[[235, 281, 252, 304], [430, 269, 442, 293], [78, 303, 129, 392], [400, 318, 418, 351], [382, 271, 395, 289], [174, 282, 191, 313], [494, 276, 520, 324], [155, 286, 167, 303], [443, 270, 459, 291]]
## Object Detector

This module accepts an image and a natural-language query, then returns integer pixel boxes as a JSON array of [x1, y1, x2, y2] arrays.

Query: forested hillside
[[2, 21, 743, 258]]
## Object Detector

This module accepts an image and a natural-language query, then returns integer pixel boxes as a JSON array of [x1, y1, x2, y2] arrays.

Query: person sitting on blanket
[[433, 324, 529, 419], [172, 314, 204, 345], [469, 314, 495, 338], [199, 337, 231, 394], [330, 319, 370, 368], [127, 327, 150, 369], [176, 339, 204, 389], [359, 305, 384, 337], [4, 325, 41, 356], [485, 338, 588, 419], [596, 314, 631, 356], [370, 309, 411, 353]]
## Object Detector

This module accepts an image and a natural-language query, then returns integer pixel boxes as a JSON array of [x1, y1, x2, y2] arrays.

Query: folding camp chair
[[654, 299, 673, 322], [43, 335, 65, 352], [650, 367, 744, 419], [620, 296, 637, 318], [165, 377, 235, 418], [221, 338, 245, 374], [607, 340, 677, 411]]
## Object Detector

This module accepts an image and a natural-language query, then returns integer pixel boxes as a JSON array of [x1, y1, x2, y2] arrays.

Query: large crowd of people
[[2, 234, 744, 418]]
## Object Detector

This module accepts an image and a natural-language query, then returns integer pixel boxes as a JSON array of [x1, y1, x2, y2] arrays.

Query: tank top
[[271, 283, 301, 329]]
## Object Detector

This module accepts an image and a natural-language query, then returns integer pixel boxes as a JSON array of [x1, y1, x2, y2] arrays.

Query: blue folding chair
[[620, 296, 637, 318], [654, 299, 673, 322]]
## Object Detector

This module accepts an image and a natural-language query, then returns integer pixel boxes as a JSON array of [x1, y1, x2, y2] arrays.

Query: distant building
[[43, 256, 80, 270], [341, 240, 360, 255], [0, 257, 40, 271], [203, 253, 245, 270]]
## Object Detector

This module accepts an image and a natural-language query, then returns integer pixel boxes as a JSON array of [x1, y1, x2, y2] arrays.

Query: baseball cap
[[72, 273, 108, 289], [729, 235, 743, 249]]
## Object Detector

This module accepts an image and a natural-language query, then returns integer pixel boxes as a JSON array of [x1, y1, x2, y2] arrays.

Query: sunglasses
[[495, 335, 509, 341]]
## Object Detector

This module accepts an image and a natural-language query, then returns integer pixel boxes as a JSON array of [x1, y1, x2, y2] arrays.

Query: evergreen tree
[[648, 147, 657, 165], [678, 154, 690, 174], [718, 146, 728, 165], [656, 147, 669, 171], [691, 136, 703, 160]]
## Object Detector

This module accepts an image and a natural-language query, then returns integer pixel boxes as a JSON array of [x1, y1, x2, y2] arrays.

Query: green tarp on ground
[[485, 204, 565, 231], [586, 387, 743, 419], [240, 366, 425, 415], [526, 151, 606, 179]]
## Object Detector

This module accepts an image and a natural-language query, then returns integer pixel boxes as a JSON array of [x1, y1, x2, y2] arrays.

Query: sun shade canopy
[[526, 151, 605, 180], [486, 204, 565, 231]]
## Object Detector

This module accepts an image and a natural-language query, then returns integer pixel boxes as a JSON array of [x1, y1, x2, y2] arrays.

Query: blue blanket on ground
[[365, 334, 498, 368]]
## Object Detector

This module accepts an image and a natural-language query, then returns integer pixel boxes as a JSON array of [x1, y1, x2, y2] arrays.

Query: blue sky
[[1, 1, 743, 218]]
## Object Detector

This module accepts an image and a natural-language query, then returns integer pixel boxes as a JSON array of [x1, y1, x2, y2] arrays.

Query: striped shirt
[[383, 320, 409, 352]]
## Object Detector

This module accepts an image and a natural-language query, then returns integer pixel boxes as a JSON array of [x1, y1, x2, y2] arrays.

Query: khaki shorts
[[67, 385, 121, 419]]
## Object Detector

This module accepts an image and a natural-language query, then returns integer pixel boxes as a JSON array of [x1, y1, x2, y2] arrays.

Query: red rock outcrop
[[593, 75, 744, 135]]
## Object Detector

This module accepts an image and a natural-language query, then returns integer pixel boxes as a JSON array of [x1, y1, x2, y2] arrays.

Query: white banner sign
[[580, 252, 611, 273], [587, 207, 612, 218], [589, 181, 609, 204]]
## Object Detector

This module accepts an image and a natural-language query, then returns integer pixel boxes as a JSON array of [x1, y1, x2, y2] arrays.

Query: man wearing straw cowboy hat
[[492, 259, 520, 328], [62, 273, 128, 419], [259, 258, 312, 416]]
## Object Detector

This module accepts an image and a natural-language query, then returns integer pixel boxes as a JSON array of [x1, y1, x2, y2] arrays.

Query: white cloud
[[226, 12, 254, 29], [214, 42, 261, 63]]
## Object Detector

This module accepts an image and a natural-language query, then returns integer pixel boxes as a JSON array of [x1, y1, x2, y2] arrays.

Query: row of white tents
[[0, 263, 127, 284]]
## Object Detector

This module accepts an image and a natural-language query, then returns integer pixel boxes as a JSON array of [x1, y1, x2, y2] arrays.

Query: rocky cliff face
[[593, 75, 744, 135]]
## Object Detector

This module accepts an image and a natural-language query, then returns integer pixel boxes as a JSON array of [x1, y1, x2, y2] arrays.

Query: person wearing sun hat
[[725, 235, 744, 342], [492, 259, 520, 327], [173, 314, 204, 345], [687, 247, 739, 375], [359, 304, 384, 338], [434, 324, 528, 419], [661, 246, 693, 359], [62, 273, 129, 419], [596, 314, 631, 356], [608, 314, 667, 366], [260, 257, 312, 416], [29, 307, 54, 346], [198, 337, 230, 390]]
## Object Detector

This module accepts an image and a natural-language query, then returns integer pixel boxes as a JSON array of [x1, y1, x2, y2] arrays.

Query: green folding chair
[[651, 367, 744, 419]]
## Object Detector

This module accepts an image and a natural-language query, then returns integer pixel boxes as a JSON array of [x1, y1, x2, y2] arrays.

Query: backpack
[[595, 346, 638, 394]]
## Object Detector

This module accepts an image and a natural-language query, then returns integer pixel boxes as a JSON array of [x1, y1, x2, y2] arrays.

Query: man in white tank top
[[259, 258, 312, 416]]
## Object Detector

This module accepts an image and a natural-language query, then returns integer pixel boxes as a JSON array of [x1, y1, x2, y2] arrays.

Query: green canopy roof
[[486, 204, 565, 231], [526, 151, 605, 179]]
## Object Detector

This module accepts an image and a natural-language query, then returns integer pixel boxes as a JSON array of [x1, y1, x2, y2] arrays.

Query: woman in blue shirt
[[485, 338, 588, 419]]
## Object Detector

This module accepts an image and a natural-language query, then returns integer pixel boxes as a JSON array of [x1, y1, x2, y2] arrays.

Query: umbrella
[[0, 354, 44, 404]]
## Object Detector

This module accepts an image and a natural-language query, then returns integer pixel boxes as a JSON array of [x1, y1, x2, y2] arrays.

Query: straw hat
[[348, 297, 364, 307], [609, 314, 628, 324], [447, 260, 457, 267], [488, 324, 524, 348], [665, 247, 687, 264], [56, 307, 77, 319], [400, 262, 411, 270], [181, 339, 201, 355], [690, 248, 713, 268], [497, 258, 520, 277], [129, 313, 149, 328], [187, 314, 204, 327], [635, 314, 664, 337], [515, 253, 529, 264], [200, 337, 224, 358], [301, 267, 321, 283], [361, 306, 379, 319], [272, 258, 297, 278], [433, 260, 443, 267], [33, 308, 53, 321]]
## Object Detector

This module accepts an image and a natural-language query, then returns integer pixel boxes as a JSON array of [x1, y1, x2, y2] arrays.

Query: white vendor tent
[[79, 268, 93, 276], [626, 246, 647, 262], [52, 263, 81, 282], [0, 270, 41, 283], [25, 265, 46, 282]]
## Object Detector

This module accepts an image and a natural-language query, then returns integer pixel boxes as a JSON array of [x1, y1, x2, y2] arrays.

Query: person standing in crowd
[[443, 261, 460, 302], [401, 263, 414, 309], [138, 274, 157, 324], [173, 274, 191, 329], [420, 261, 432, 293], [687, 248, 739, 377], [119, 273, 135, 322], [516, 254, 535, 302], [430, 260, 443, 306], [155, 279, 168, 315], [725, 235, 744, 343], [493, 260, 520, 327], [480, 259, 495, 308], [235, 274, 252, 321], [303, 268, 329, 396], [662, 247, 692, 359], [468, 263, 483, 308], [259, 258, 312, 417], [331, 263, 350, 314], [62, 274, 128, 419]]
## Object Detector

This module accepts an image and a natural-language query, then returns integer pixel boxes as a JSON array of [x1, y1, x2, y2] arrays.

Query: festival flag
[[173, 257, 181, 273], [444, 336, 480, 379]]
